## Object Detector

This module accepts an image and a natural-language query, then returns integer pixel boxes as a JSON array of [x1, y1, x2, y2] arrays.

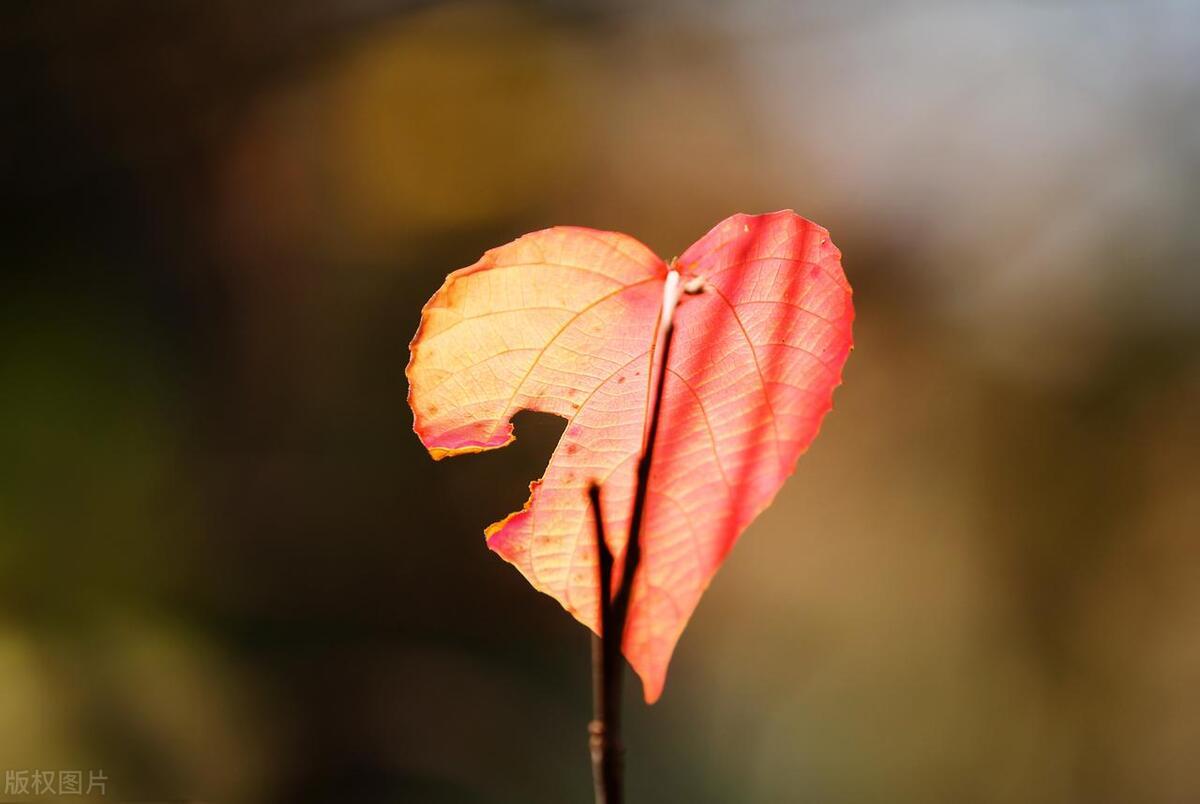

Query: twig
[[611, 316, 675, 650], [588, 289, 679, 804], [588, 484, 616, 804]]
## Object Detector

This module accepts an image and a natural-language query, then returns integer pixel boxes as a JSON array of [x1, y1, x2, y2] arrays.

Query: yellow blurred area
[[219, 4, 588, 266]]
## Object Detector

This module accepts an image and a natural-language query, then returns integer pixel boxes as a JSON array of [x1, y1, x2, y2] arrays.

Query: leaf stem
[[611, 316, 676, 658], [589, 272, 680, 804]]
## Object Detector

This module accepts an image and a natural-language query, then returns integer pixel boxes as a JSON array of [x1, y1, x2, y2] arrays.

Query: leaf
[[407, 211, 854, 702]]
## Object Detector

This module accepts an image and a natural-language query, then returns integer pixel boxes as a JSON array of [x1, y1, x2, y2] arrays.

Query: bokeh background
[[3, 1, 1199, 802]]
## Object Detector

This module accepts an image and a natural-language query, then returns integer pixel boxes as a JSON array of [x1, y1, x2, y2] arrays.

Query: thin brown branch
[[588, 483, 616, 804], [589, 318, 677, 804], [612, 318, 676, 639]]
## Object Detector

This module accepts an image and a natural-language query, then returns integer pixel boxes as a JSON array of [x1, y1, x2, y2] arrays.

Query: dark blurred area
[[2, 1, 1198, 802]]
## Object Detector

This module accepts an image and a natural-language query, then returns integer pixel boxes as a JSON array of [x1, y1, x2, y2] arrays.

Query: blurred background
[[3, 1, 1199, 802]]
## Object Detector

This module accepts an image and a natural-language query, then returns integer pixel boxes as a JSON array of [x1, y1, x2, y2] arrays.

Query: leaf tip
[[422, 430, 516, 461]]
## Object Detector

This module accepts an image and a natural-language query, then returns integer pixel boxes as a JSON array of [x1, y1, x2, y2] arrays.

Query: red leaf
[[407, 211, 854, 702]]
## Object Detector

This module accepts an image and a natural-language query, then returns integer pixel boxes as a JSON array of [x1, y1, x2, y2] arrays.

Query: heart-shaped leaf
[[407, 211, 853, 702]]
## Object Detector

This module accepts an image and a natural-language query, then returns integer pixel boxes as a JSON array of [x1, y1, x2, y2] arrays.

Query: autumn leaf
[[407, 211, 854, 702]]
